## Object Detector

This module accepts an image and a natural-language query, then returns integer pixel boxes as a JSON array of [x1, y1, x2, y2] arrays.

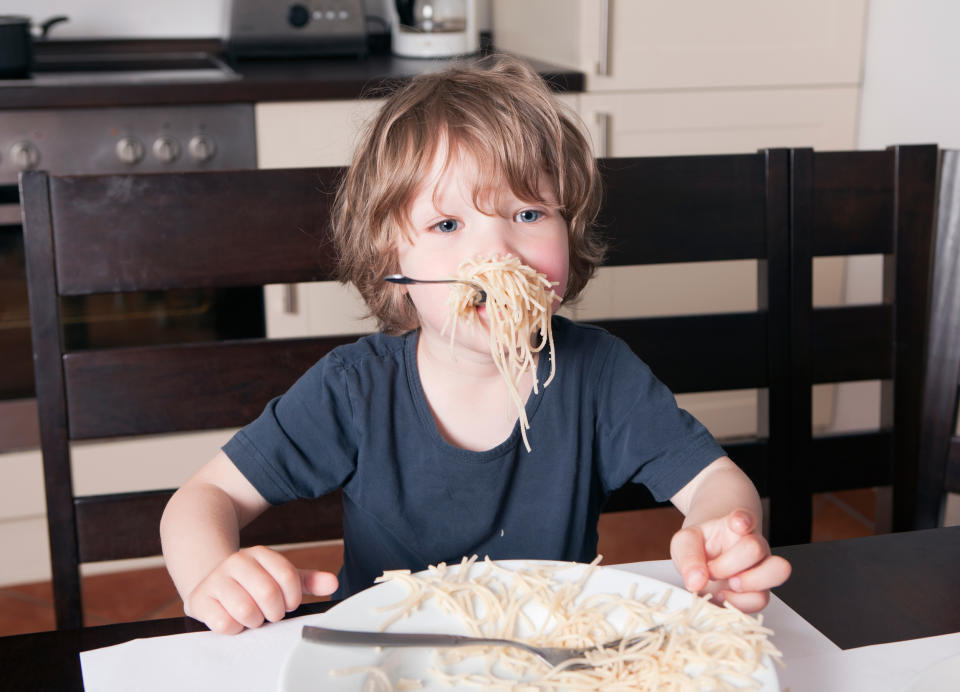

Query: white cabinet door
[[256, 99, 385, 168], [257, 99, 385, 338], [494, 0, 867, 91], [578, 86, 860, 157]]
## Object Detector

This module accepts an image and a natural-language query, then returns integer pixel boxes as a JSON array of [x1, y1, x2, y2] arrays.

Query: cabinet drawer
[[579, 86, 860, 157]]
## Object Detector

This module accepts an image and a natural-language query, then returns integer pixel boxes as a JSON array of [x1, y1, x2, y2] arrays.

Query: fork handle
[[302, 625, 519, 652]]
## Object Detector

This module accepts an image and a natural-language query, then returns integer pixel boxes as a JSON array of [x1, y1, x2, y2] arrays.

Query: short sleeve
[[594, 337, 725, 502], [223, 354, 358, 505]]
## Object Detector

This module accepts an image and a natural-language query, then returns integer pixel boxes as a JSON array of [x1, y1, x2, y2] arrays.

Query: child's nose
[[470, 216, 516, 259]]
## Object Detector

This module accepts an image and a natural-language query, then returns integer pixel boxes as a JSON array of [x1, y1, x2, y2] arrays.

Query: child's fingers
[[706, 532, 769, 580], [726, 509, 756, 536], [726, 555, 792, 593], [670, 527, 709, 593], [299, 569, 339, 597], [192, 595, 245, 635], [243, 545, 304, 613], [717, 588, 770, 614]]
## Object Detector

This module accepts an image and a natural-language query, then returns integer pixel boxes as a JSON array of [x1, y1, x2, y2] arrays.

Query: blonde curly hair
[[331, 55, 605, 334]]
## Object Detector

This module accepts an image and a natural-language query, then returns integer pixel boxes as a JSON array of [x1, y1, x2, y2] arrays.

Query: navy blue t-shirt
[[223, 316, 725, 599]]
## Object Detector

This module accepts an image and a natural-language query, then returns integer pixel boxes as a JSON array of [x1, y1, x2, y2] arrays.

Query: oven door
[[0, 184, 265, 451]]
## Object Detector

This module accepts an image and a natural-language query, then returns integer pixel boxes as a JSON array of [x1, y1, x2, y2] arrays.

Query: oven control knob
[[288, 4, 310, 27], [115, 137, 145, 165], [152, 136, 181, 164], [188, 134, 216, 163], [10, 141, 40, 170]]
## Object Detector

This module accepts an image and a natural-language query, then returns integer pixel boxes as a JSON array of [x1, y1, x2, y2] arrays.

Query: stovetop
[[0, 50, 239, 88]]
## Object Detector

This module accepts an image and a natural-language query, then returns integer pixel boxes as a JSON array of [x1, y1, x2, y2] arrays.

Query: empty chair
[[915, 149, 960, 528], [787, 144, 940, 540]]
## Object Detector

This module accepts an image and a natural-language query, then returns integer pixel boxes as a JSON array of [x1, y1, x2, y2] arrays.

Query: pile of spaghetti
[[370, 556, 781, 691], [443, 254, 560, 452]]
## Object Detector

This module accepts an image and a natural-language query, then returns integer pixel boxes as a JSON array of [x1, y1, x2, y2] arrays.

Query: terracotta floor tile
[[81, 566, 181, 624], [597, 507, 684, 565], [145, 598, 187, 620], [0, 590, 56, 635], [828, 488, 877, 524], [278, 542, 344, 575], [6, 580, 54, 602], [811, 497, 875, 543]]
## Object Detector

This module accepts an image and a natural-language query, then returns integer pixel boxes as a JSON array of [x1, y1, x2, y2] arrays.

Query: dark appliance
[[0, 101, 263, 450], [0, 14, 68, 78], [226, 0, 368, 58]]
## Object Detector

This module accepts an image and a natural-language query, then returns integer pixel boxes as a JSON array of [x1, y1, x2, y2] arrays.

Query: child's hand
[[670, 509, 790, 613], [184, 545, 338, 634]]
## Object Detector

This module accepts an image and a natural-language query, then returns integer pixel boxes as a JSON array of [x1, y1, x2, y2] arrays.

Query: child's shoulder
[[553, 315, 626, 353], [324, 330, 410, 371]]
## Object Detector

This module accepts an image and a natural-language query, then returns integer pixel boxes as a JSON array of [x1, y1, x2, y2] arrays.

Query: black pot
[[0, 15, 69, 79], [0, 16, 32, 78]]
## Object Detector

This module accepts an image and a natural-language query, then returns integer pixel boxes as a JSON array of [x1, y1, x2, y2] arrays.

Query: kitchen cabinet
[[493, 0, 867, 92], [256, 99, 385, 339], [578, 86, 859, 158]]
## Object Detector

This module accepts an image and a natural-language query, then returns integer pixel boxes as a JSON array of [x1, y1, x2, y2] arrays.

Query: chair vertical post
[[772, 148, 815, 546], [760, 148, 806, 546], [19, 171, 84, 630], [888, 144, 939, 532], [915, 149, 960, 528]]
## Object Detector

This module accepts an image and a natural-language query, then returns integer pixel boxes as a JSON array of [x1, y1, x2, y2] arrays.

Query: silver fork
[[384, 274, 487, 303], [302, 624, 662, 669]]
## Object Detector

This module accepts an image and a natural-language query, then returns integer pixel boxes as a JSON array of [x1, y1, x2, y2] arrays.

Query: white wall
[[858, 0, 960, 150], [1, 1, 228, 38]]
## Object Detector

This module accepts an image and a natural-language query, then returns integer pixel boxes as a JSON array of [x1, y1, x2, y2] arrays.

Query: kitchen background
[[0, 0, 958, 604]]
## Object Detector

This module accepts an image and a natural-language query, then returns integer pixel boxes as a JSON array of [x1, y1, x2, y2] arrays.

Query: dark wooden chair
[[788, 145, 940, 538], [20, 168, 358, 629], [915, 149, 960, 528], [593, 145, 942, 546], [589, 151, 792, 540]]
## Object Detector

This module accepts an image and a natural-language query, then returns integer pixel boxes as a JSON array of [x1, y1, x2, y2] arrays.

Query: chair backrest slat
[[811, 150, 894, 256], [598, 154, 767, 265], [75, 491, 342, 563], [594, 313, 767, 393], [812, 305, 893, 383], [63, 335, 359, 439], [49, 169, 342, 294]]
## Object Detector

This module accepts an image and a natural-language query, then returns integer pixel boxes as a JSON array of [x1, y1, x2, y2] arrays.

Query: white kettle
[[387, 0, 479, 58]]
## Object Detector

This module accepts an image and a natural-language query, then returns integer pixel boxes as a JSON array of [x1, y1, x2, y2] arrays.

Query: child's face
[[396, 148, 569, 353]]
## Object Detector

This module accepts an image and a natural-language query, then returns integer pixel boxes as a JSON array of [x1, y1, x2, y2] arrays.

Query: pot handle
[[37, 15, 69, 39]]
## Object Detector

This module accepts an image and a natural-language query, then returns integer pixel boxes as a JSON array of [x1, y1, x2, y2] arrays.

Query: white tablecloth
[[79, 560, 960, 691]]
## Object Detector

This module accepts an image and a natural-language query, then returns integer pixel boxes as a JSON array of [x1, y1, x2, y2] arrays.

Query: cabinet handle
[[595, 112, 612, 157], [283, 284, 299, 314], [596, 0, 611, 76]]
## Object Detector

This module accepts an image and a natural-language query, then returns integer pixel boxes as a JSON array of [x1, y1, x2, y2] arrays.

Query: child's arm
[[669, 456, 791, 613], [159, 451, 338, 634]]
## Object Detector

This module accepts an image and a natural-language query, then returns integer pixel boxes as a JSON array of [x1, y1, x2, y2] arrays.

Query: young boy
[[160, 56, 790, 635]]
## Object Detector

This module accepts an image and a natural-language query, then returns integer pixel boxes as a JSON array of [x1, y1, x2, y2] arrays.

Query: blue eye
[[433, 218, 460, 233], [515, 209, 543, 223]]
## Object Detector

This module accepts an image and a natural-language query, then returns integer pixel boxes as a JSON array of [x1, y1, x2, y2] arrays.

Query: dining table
[[3, 525, 959, 691]]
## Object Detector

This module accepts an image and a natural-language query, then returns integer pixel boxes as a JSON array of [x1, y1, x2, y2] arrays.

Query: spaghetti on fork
[[443, 254, 559, 452]]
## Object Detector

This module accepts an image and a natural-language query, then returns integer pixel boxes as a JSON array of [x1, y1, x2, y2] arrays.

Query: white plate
[[279, 560, 779, 691]]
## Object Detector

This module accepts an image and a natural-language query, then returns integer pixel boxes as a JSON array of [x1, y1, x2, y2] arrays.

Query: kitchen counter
[[0, 39, 584, 109]]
